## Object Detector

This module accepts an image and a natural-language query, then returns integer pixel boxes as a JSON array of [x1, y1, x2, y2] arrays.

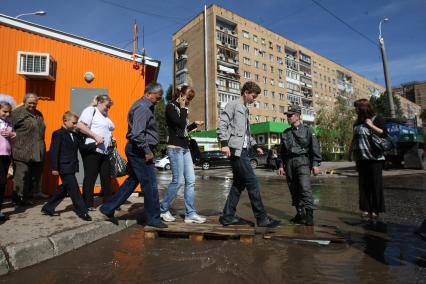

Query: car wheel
[[250, 159, 258, 169], [202, 162, 210, 170], [164, 164, 171, 171]]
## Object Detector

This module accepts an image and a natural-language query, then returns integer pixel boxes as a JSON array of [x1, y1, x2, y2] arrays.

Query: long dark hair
[[354, 98, 375, 125]]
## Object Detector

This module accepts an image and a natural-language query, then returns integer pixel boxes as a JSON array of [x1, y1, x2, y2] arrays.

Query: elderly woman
[[11, 93, 47, 206], [77, 95, 115, 210], [351, 99, 386, 221]]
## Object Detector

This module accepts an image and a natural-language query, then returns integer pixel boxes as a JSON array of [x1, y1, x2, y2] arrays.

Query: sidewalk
[[0, 195, 143, 276]]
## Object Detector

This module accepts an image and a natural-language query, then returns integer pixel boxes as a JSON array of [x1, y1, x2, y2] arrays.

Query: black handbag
[[370, 133, 393, 153], [109, 148, 128, 178]]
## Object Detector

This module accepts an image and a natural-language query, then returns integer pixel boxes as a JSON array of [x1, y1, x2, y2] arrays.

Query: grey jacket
[[217, 99, 256, 157], [126, 97, 159, 153]]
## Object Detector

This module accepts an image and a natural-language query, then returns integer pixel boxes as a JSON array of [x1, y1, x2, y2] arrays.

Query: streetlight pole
[[15, 11, 46, 19], [379, 18, 396, 118]]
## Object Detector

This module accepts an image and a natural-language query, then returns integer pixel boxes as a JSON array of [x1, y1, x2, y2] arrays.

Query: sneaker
[[160, 211, 176, 222], [184, 213, 206, 224]]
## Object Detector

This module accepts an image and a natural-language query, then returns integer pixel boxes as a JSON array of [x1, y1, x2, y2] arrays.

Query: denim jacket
[[217, 99, 256, 157]]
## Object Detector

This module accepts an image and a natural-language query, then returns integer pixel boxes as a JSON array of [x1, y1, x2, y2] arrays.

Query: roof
[[0, 14, 160, 68], [191, 122, 293, 138]]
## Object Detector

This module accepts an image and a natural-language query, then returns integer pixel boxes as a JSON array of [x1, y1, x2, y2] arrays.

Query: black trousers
[[284, 156, 315, 210], [13, 160, 44, 201], [82, 152, 112, 207], [43, 174, 87, 215], [0, 156, 11, 211], [222, 149, 267, 222], [356, 160, 385, 213]]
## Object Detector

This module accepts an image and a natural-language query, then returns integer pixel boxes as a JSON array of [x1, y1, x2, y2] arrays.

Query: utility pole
[[203, 5, 209, 130], [379, 18, 396, 118]]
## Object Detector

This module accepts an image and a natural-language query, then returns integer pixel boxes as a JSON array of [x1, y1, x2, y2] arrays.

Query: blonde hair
[[63, 111, 79, 121], [90, 94, 112, 107]]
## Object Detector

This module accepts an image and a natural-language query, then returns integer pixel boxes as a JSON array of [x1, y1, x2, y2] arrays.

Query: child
[[41, 111, 91, 221], [0, 95, 16, 223]]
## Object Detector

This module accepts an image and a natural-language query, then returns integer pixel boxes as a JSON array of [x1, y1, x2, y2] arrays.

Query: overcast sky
[[2, 0, 425, 89]]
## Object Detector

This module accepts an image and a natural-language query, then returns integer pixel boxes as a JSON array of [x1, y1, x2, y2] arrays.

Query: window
[[264, 89, 268, 97], [270, 66, 274, 73], [261, 38, 266, 45], [270, 79, 274, 86], [269, 54, 274, 62], [244, 71, 251, 79], [269, 41, 273, 49], [255, 74, 259, 81], [264, 103, 269, 110], [272, 104, 276, 111], [254, 60, 259, 68], [277, 57, 283, 65], [243, 57, 250, 65], [277, 44, 282, 53], [262, 63, 267, 71], [243, 44, 250, 52], [176, 73, 186, 85], [254, 48, 259, 56], [253, 35, 258, 42], [278, 80, 284, 88], [279, 105, 285, 112], [263, 76, 267, 84], [278, 68, 283, 77], [242, 30, 249, 38], [229, 81, 240, 90], [216, 30, 238, 48], [287, 94, 301, 105], [271, 91, 275, 99], [286, 69, 299, 81], [287, 82, 300, 92], [279, 93, 285, 100]]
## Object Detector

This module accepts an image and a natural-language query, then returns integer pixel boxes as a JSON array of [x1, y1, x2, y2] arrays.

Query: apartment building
[[394, 81, 426, 112], [172, 5, 384, 129]]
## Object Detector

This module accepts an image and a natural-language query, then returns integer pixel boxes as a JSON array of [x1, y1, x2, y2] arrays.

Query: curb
[[0, 218, 137, 275]]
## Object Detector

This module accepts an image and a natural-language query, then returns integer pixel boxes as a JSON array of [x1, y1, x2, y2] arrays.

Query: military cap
[[284, 104, 301, 115]]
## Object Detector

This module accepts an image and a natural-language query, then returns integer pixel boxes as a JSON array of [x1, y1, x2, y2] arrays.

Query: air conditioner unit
[[17, 51, 56, 81]]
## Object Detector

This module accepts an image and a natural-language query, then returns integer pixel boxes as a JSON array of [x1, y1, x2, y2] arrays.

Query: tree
[[154, 84, 172, 148], [369, 93, 404, 119], [420, 109, 426, 122], [315, 96, 355, 160]]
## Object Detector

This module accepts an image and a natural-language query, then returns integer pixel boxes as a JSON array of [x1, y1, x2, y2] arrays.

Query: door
[[70, 88, 108, 185]]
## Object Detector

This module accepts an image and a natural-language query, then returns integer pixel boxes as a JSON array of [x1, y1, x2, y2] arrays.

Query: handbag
[[109, 148, 128, 178], [370, 133, 393, 153]]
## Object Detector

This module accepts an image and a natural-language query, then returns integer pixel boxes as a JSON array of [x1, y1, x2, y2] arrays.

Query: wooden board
[[144, 216, 255, 243], [260, 224, 344, 243]]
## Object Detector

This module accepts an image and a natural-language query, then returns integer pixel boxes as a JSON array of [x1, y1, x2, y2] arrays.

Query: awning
[[218, 65, 235, 74]]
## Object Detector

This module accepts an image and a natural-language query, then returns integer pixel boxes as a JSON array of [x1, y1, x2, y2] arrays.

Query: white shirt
[[79, 106, 115, 154]]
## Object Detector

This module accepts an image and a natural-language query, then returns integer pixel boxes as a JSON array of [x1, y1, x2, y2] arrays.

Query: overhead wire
[[309, 0, 379, 47]]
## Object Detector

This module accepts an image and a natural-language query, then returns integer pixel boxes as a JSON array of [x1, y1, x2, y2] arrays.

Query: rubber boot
[[305, 209, 314, 226], [290, 207, 306, 224]]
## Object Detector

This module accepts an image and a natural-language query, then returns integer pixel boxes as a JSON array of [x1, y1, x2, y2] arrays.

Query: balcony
[[216, 54, 239, 67], [176, 68, 188, 76], [176, 41, 188, 54]]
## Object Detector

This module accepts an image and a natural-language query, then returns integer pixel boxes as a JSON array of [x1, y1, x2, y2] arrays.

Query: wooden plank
[[144, 231, 158, 239], [189, 233, 204, 241], [261, 225, 344, 243], [240, 235, 254, 244]]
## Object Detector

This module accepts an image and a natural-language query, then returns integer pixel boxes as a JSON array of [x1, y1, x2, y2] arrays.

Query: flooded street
[[1, 172, 425, 283]]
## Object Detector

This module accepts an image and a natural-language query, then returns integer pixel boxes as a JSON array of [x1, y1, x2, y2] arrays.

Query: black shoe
[[305, 209, 314, 226], [147, 222, 168, 228], [99, 206, 114, 219], [257, 216, 281, 228], [290, 207, 306, 224], [219, 216, 254, 226], [78, 213, 92, 221], [41, 207, 57, 216]]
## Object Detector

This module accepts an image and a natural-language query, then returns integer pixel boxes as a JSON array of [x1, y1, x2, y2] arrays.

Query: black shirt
[[166, 101, 197, 148]]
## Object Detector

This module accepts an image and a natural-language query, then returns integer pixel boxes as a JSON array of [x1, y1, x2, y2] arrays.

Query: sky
[[1, 0, 426, 89]]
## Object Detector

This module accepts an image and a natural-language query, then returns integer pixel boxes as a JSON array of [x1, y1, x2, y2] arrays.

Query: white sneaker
[[184, 213, 206, 224], [160, 211, 176, 222]]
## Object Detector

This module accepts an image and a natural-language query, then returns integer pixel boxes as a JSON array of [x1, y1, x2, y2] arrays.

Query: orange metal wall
[[0, 24, 154, 194]]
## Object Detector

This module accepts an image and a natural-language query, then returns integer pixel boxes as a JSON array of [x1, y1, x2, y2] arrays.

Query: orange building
[[0, 14, 160, 194]]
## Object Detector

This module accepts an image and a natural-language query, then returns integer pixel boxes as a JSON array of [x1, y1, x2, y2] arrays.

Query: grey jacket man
[[217, 99, 256, 157]]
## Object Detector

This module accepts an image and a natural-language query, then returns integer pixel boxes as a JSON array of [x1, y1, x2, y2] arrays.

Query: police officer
[[278, 105, 321, 226]]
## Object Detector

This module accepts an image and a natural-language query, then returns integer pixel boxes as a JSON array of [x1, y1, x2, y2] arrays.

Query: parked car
[[155, 155, 171, 171], [249, 145, 269, 169], [197, 150, 230, 170]]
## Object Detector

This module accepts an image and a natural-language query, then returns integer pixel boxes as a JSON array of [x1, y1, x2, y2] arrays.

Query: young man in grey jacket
[[217, 81, 280, 228]]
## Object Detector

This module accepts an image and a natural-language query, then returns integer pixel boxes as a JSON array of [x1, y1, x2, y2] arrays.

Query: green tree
[[420, 109, 426, 122], [369, 92, 404, 119], [315, 96, 355, 160]]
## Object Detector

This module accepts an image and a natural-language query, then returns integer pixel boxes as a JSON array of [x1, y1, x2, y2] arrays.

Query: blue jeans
[[222, 149, 267, 223], [160, 147, 196, 217], [100, 142, 161, 225]]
